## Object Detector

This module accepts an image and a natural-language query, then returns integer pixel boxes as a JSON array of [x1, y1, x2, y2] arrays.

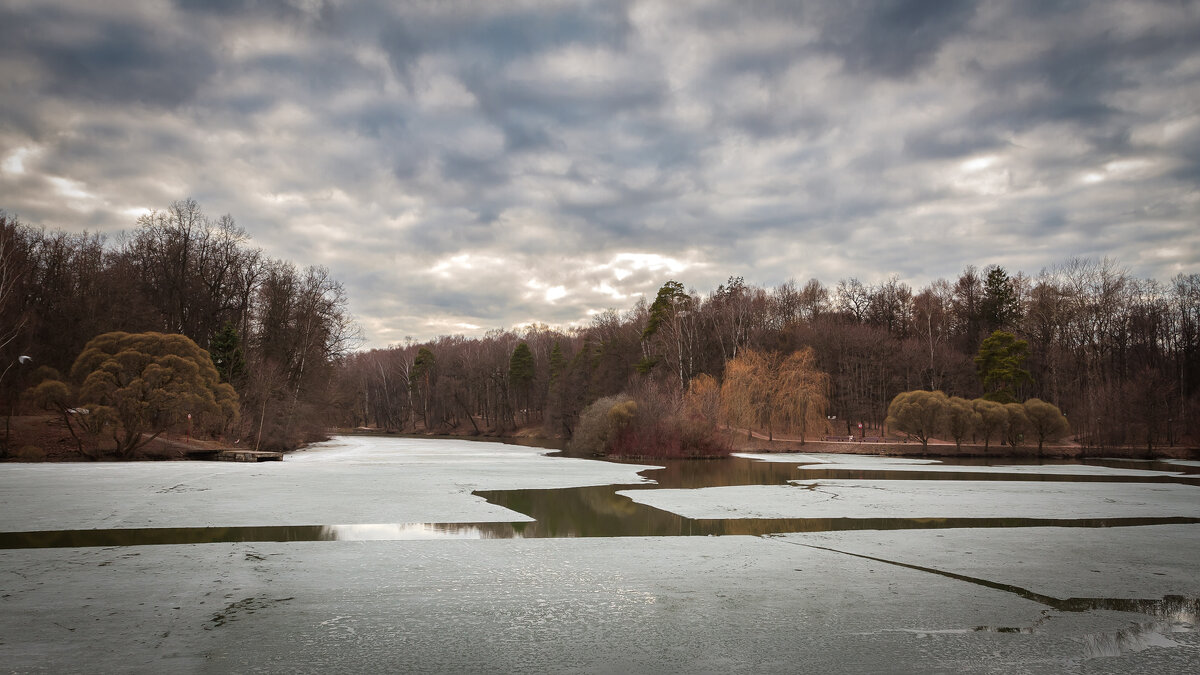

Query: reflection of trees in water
[[1061, 594, 1199, 619], [1079, 616, 1191, 659], [475, 485, 692, 538], [634, 457, 801, 489], [0, 525, 332, 548]]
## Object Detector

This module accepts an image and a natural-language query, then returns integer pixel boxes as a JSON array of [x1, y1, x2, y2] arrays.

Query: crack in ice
[[767, 536, 1200, 621]]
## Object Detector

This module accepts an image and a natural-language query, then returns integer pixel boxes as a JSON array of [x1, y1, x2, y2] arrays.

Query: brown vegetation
[[886, 390, 1072, 455], [0, 203, 355, 458], [570, 381, 732, 459], [4, 414, 239, 462], [29, 332, 239, 459]]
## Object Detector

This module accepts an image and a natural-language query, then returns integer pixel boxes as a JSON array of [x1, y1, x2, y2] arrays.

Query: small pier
[[183, 446, 284, 462], [216, 449, 284, 462]]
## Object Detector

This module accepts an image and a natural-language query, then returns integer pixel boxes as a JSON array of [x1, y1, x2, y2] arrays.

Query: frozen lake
[[2, 436, 1199, 672]]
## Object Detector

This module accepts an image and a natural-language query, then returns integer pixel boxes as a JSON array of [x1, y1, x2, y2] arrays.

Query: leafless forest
[[340, 255, 1200, 452]]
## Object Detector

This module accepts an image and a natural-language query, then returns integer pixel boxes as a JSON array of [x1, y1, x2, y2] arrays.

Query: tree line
[[0, 201, 356, 455], [334, 262, 1200, 452], [4, 200, 1197, 456]]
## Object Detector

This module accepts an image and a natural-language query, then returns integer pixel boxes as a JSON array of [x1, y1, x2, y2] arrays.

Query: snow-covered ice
[[618, 480, 1200, 520], [4, 536, 1197, 673], [1165, 459, 1200, 468], [0, 436, 657, 531], [792, 463, 1185, 477], [734, 452, 1187, 477], [780, 524, 1200, 600]]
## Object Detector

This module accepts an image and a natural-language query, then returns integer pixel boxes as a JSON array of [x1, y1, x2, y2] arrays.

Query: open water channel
[[2, 436, 1198, 672]]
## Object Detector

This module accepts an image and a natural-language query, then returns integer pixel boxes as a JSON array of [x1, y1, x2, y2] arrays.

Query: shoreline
[[5, 417, 1197, 462], [331, 427, 1200, 462]]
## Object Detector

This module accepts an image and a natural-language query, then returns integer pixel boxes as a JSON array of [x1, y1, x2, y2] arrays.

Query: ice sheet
[[618, 480, 1200, 520], [734, 452, 1186, 477], [779, 524, 1200, 600], [3, 536, 1194, 673], [1164, 459, 1200, 468], [793, 463, 1184, 477], [0, 436, 657, 531]]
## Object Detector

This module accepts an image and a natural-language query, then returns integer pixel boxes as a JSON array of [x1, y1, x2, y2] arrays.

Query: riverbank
[[337, 426, 1200, 461], [7, 415, 1197, 462], [2, 414, 250, 462], [725, 437, 1200, 461]]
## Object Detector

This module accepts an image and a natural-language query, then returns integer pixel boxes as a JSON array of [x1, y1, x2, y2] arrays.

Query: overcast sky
[[2, 0, 1198, 347]]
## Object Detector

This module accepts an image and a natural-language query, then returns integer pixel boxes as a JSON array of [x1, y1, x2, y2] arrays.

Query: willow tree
[[972, 398, 1007, 450], [943, 396, 980, 450], [1023, 398, 1070, 452], [886, 390, 948, 451], [720, 348, 829, 443], [720, 349, 775, 439], [57, 331, 238, 457], [774, 347, 830, 444], [1004, 402, 1029, 448], [684, 373, 721, 424]]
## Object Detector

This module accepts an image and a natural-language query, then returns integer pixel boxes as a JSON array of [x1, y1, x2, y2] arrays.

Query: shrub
[[570, 395, 635, 456], [570, 382, 732, 459]]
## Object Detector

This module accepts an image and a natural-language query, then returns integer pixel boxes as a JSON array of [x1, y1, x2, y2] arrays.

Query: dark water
[[2, 454, 1197, 549]]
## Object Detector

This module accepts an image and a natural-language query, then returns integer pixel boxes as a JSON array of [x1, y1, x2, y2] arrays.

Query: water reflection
[[5, 515, 1198, 550], [1079, 620, 1188, 659], [320, 522, 522, 541], [0, 522, 524, 549]]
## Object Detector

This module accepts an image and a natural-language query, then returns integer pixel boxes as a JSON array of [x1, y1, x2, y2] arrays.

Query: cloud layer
[[2, 0, 1198, 346]]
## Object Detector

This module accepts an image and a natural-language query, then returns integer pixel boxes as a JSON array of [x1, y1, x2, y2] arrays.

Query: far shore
[[5, 414, 1196, 462], [334, 425, 1200, 462]]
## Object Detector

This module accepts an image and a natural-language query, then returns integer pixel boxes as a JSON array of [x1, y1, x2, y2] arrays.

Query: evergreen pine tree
[[209, 321, 246, 385]]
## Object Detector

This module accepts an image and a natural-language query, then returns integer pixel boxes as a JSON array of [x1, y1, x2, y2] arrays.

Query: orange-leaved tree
[[720, 349, 777, 440], [720, 348, 830, 443], [773, 347, 831, 444]]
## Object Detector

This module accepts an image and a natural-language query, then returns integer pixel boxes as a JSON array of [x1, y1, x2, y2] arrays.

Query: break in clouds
[[1, 0, 1198, 347]]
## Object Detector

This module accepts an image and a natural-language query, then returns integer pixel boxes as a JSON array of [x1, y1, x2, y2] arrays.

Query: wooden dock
[[214, 449, 284, 462]]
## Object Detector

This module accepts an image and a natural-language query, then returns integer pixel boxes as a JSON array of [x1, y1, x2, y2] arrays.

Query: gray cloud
[[1, 0, 1198, 348], [0, 4, 217, 109], [819, 0, 978, 78]]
